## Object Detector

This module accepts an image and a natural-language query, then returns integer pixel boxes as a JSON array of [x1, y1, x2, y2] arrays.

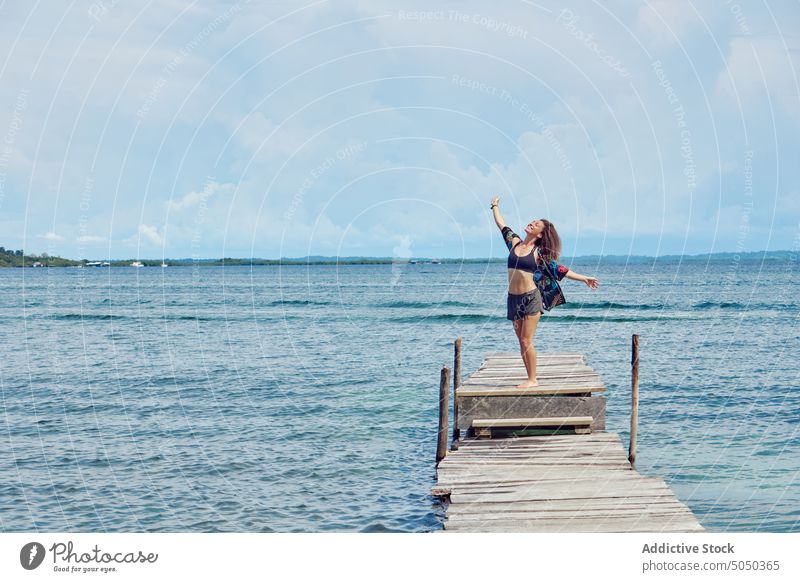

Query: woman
[[491, 196, 599, 388]]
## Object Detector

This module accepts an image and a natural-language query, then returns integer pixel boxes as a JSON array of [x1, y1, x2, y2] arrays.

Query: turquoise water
[[0, 259, 798, 532]]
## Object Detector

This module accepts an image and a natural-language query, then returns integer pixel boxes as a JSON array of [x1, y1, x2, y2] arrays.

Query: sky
[[0, 0, 798, 260]]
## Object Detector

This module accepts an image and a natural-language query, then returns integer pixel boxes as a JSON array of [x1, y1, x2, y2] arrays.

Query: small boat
[[131, 261, 144, 267], [430, 259, 442, 264], [160, 262, 168, 268]]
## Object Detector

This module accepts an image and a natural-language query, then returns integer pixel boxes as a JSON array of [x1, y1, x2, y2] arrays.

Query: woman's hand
[[584, 276, 599, 290], [490, 196, 500, 207]]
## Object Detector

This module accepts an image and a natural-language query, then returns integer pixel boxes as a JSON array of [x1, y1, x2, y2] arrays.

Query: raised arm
[[565, 269, 600, 289], [491, 196, 521, 250], [490, 196, 507, 230]]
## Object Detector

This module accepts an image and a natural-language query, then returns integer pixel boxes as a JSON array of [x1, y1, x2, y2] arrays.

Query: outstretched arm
[[491, 197, 521, 250], [490, 196, 507, 230], [565, 269, 599, 290]]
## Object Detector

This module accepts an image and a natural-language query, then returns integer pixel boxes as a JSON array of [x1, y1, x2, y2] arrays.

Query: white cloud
[[167, 181, 234, 211], [716, 36, 800, 109], [136, 224, 164, 246], [37, 231, 65, 242]]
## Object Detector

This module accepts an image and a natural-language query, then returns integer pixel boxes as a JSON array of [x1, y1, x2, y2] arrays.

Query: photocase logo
[[20, 542, 46, 570]]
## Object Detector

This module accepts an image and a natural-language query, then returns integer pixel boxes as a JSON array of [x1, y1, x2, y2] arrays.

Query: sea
[[0, 259, 798, 532]]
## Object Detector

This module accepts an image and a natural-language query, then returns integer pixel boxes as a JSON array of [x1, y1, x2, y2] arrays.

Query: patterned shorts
[[507, 288, 543, 321]]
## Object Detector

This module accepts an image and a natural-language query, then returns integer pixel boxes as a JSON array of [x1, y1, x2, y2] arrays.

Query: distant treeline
[[0, 247, 83, 268], [1, 245, 796, 268]]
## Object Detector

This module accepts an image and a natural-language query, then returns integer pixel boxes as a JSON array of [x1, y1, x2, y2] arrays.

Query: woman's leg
[[516, 312, 541, 388], [512, 318, 523, 343], [512, 318, 528, 379]]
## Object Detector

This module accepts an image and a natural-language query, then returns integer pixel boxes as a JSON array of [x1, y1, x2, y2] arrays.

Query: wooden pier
[[433, 349, 704, 533]]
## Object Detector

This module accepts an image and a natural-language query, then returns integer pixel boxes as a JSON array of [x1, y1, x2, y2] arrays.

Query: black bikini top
[[507, 241, 539, 273]]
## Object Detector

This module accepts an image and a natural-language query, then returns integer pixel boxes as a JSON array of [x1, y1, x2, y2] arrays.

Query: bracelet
[[490, 204, 498, 209]]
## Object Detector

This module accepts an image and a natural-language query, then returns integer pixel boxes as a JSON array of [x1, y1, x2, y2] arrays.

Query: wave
[[563, 301, 665, 311], [392, 313, 497, 323], [553, 300, 795, 312], [49, 313, 220, 322], [548, 314, 677, 323], [49, 313, 127, 321], [379, 300, 472, 309], [264, 299, 333, 307], [388, 312, 685, 324], [693, 301, 747, 310]]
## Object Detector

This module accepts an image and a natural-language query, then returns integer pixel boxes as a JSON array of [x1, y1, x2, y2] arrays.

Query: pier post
[[451, 338, 462, 450], [628, 334, 640, 468], [436, 365, 451, 466]]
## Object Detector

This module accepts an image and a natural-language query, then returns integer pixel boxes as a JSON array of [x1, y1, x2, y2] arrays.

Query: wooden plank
[[446, 497, 692, 513], [439, 467, 637, 479], [472, 416, 593, 428], [454, 439, 622, 448], [466, 374, 605, 387], [466, 377, 600, 385], [440, 455, 628, 464], [442, 448, 627, 456], [454, 435, 623, 446], [439, 464, 633, 472], [474, 369, 595, 377], [450, 486, 673, 504], [445, 507, 696, 522], [463, 378, 603, 386], [452, 440, 623, 449], [443, 452, 624, 460], [468, 372, 602, 380], [438, 465, 627, 473], [458, 387, 605, 397], [444, 474, 667, 489], [442, 449, 629, 459], [444, 511, 700, 525], [450, 448, 624, 458], [486, 352, 584, 358], [482, 360, 585, 365], [439, 463, 634, 472], [433, 475, 669, 495], [480, 360, 588, 365], [436, 481, 657, 495], [483, 355, 583, 359], [468, 375, 602, 383], [478, 363, 591, 370], [444, 447, 624, 456], [436, 471, 633, 481], [480, 359, 586, 364], [461, 383, 604, 391], [442, 449, 627, 458], [439, 464, 627, 471], [438, 463, 632, 473], [444, 518, 704, 533], [455, 434, 621, 444]]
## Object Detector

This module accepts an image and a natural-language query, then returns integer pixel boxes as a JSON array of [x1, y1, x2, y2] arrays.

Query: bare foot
[[515, 379, 539, 389]]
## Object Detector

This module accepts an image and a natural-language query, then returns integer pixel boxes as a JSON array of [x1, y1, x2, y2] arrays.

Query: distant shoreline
[[1, 249, 796, 268]]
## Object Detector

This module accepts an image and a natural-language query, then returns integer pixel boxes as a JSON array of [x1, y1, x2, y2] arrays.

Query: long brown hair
[[534, 219, 561, 261]]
